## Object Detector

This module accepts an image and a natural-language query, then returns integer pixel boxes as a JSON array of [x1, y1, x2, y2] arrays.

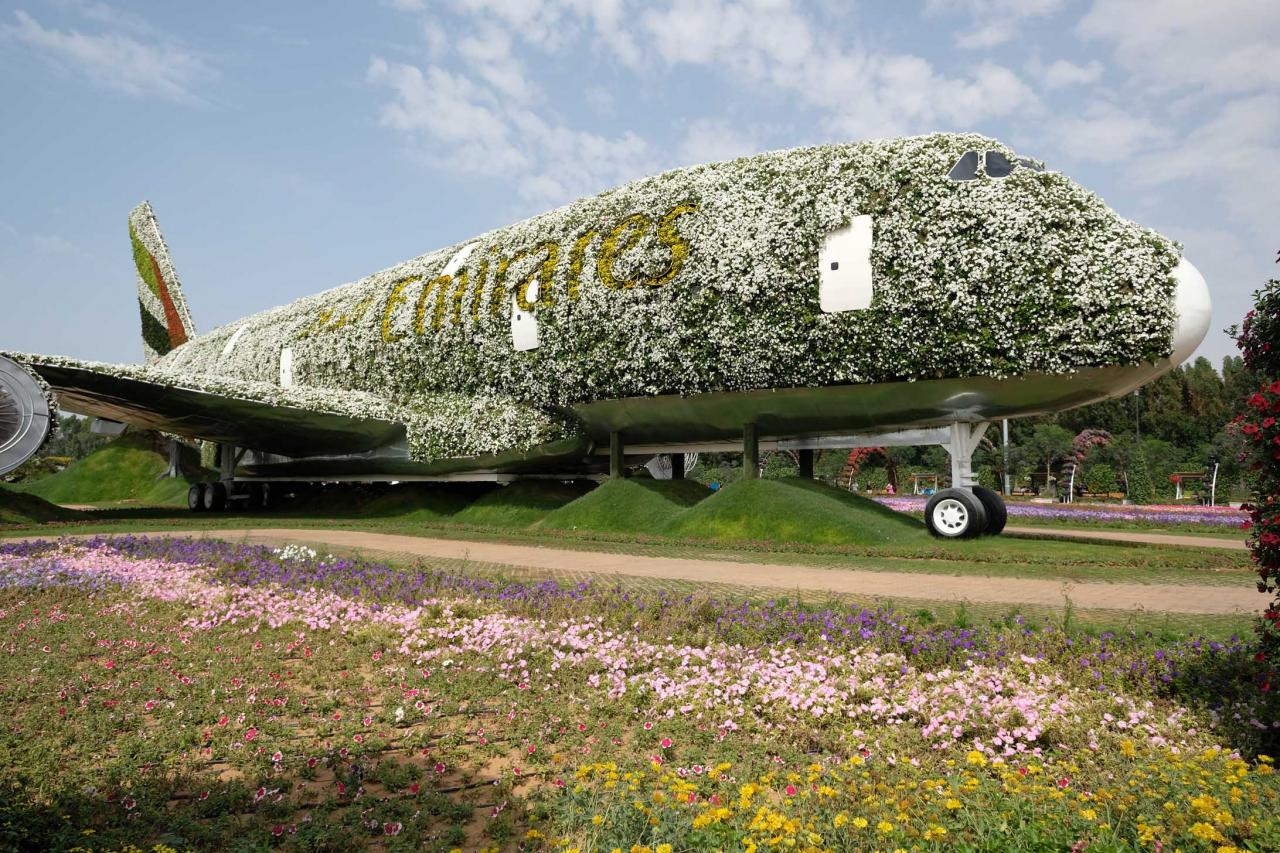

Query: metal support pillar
[[797, 448, 814, 480], [609, 431, 624, 479], [219, 444, 245, 483], [670, 452, 685, 480], [743, 422, 759, 479], [1001, 418, 1011, 495], [163, 438, 182, 479], [944, 422, 989, 490]]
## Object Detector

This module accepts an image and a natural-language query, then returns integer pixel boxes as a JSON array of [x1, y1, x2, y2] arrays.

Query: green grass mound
[[0, 485, 85, 524], [355, 483, 492, 520], [666, 477, 924, 545], [538, 478, 711, 534], [19, 432, 203, 507], [452, 480, 595, 528]]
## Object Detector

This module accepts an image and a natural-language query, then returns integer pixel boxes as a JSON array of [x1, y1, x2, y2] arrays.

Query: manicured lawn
[[0, 504, 1254, 590], [1, 537, 1276, 852]]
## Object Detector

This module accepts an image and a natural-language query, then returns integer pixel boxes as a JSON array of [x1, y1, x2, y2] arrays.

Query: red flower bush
[[1232, 264, 1280, 679]]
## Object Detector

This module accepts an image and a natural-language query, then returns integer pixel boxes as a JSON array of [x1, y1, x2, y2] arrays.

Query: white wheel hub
[[931, 497, 970, 536]]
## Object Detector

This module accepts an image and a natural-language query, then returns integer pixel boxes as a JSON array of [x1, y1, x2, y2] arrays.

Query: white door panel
[[818, 215, 874, 312], [511, 279, 539, 351]]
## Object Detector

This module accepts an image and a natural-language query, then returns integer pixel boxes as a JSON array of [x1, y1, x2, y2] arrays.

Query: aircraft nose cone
[[1169, 257, 1212, 365]]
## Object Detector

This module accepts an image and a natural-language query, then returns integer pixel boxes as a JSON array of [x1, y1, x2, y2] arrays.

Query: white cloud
[[1052, 102, 1171, 162], [1078, 0, 1280, 96], [1031, 58, 1104, 90], [677, 119, 760, 166], [925, 0, 1066, 48], [639, 1, 1039, 139], [367, 56, 654, 207], [456, 24, 534, 99], [1, 8, 212, 103], [1132, 95, 1280, 241]]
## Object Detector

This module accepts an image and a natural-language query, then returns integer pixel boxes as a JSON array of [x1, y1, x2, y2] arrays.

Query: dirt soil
[[132, 527, 1264, 616]]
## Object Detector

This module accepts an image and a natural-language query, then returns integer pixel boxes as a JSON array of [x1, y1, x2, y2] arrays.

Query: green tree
[[1023, 424, 1073, 497], [1082, 464, 1117, 495], [1126, 447, 1156, 504]]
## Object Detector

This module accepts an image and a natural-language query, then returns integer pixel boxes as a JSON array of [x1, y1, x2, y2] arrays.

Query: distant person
[[886, 482, 895, 495], [710, 481, 721, 492]]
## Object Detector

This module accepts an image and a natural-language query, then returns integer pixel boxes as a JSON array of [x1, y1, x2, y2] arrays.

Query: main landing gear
[[187, 481, 271, 512], [922, 422, 1008, 539]]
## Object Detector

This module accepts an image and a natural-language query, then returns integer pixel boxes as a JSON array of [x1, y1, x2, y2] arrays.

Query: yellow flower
[[526, 829, 544, 840], [852, 817, 869, 829], [1120, 740, 1137, 758], [833, 813, 848, 828], [1080, 808, 1097, 821], [924, 825, 948, 841], [877, 820, 894, 833], [945, 798, 962, 810], [1189, 822, 1225, 843], [656, 845, 673, 853], [965, 750, 987, 767], [591, 815, 603, 826]]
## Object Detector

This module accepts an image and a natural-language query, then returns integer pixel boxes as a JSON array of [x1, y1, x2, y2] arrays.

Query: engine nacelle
[[0, 355, 56, 476]]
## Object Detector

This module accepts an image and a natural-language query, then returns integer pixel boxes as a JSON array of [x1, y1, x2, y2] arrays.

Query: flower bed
[[1, 536, 1276, 851], [877, 496, 1248, 529]]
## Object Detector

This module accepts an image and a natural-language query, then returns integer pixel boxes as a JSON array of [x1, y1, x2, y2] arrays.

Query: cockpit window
[[1017, 157, 1045, 172], [984, 151, 1014, 178], [947, 150, 980, 181]]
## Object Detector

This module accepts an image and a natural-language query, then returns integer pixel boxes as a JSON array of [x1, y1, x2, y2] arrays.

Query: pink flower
[[408, 782, 420, 794], [660, 737, 673, 749], [785, 785, 797, 797], [102, 660, 116, 670], [527, 745, 536, 755], [643, 721, 654, 730], [383, 822, 402, 836], [244, 728, 257, 742], [434, 762, 445, 773], [271, 824, 284, 837], [272, 751, 283, 762]]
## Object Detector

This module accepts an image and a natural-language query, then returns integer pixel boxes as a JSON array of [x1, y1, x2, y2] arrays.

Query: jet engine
[[0, 355, 56, 476]]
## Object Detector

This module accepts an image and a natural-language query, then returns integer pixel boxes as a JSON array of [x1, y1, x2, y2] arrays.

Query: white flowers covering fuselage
[[50, 134, 1188, 463]]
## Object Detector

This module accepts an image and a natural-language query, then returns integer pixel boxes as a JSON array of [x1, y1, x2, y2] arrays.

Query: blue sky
[[0, 0, 1275, 369]]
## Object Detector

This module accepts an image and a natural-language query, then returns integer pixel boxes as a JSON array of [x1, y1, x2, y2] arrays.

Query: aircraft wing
[[8, 353, 405, 458]]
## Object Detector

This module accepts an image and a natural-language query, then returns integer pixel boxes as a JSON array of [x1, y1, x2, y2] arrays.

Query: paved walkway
[[137, 528, 1260, 616], [1004, 526, 1247, 551]]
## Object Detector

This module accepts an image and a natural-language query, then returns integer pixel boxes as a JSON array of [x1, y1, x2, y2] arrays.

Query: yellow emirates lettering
[[344, 200, 699, 338], [380, 275, 419, 342]]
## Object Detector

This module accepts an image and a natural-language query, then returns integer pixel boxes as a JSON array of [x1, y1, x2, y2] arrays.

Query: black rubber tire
[[924, 487, 987, 539], [971, 485, 1008, 535], [187, 483, 206, 512], [203, 481, 227, 511]]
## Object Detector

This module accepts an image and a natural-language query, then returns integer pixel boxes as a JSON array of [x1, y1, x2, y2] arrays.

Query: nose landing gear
[[923, 422, 1008, 539]]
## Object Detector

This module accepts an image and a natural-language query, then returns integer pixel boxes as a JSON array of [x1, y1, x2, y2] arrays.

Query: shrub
[[1231, 269, 1280, 683], [1126, 449, 1155, 504], [1082, 464, 1117, 495]]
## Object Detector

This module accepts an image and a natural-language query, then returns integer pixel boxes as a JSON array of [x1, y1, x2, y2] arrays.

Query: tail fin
[[129, 201, 196, 363]]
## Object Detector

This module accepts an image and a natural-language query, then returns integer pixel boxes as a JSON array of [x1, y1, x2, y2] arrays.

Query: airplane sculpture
[[0, 133, 1212, 538]]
